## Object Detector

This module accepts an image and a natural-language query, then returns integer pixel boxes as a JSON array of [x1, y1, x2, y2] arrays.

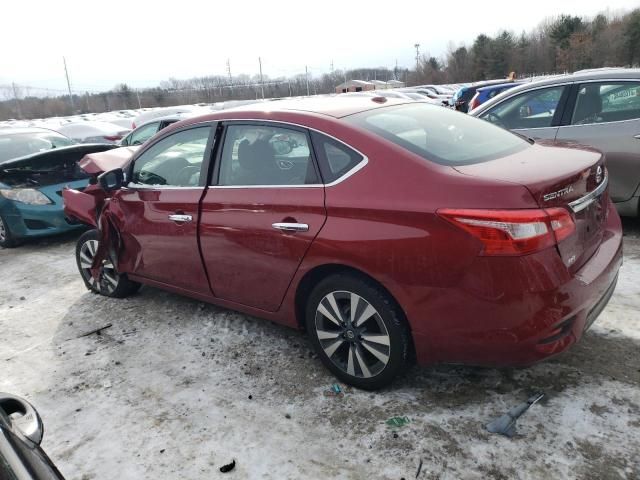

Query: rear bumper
[[412, 201, 624, 366]]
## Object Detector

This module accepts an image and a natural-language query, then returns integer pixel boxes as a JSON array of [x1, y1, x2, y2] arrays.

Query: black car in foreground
[[0, 393, 65, 479]]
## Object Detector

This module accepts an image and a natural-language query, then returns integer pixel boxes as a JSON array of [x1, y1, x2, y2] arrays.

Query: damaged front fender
[[63, 147, 137, 282]]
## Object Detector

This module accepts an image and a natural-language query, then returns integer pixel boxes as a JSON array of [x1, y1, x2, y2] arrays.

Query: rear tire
[[305, 273, 410, 390], [75, 229, 141, 298], [0, 214, 18, 248]]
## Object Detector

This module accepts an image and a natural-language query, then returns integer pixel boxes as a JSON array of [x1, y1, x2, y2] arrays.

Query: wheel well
[[294, 264, 410, 332]]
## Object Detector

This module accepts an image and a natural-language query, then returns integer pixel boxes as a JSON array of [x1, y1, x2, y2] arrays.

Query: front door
[[199, 122, 326, 312], [115, 124, 215, 295], [479, 84, 569, 141]]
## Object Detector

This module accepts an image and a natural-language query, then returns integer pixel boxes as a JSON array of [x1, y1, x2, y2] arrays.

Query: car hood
[[0, 144, 118, 188], [78, 146, 138, 175]]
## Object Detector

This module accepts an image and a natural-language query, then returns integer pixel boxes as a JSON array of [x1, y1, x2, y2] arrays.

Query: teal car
[[0, 127, 116, 247]]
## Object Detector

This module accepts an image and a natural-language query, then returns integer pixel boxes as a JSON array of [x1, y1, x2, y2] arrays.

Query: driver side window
[[131, 126, 211, 187], [482, 86, 565, 129]]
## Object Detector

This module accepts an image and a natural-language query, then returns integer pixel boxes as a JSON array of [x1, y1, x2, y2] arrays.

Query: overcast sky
[[1, 0, 637, 94]]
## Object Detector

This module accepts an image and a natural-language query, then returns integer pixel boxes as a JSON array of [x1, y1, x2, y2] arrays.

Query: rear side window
[[310, 132, 364, 183], [572, 81, 640, 125], [345, 103, 528, 166]]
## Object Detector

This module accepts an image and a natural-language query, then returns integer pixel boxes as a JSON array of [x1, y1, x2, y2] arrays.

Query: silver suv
[[470, 68, 640, 217]]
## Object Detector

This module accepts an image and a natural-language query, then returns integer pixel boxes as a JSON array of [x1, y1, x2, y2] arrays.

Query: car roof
[[183, 96, 412, 121], [476, 81, 523, 92], [0, 127, 63, 136]]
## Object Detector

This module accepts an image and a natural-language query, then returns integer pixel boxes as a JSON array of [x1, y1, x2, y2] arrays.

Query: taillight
[[546, 207, 575, 243], [468, 93, 480, 111], [437, 208, 575, 256], [103, 135, 122, 141]]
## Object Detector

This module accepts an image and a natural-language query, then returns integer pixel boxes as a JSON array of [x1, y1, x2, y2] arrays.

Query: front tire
[[0, 214, 18, 248], [305, 273, 410, 390], [75, 229, 140, 298]]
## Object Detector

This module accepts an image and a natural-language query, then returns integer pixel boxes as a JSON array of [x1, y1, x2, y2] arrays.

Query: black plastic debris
[[220, 459, 236, 473], [486, 392, 545, 437], [416, 459, 423, 478]]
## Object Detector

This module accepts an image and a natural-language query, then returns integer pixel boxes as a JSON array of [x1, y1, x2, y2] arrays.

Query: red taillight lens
[[103, 135, 122, 141], [437, 208, 575, 256], [468, 93, 480, 111]]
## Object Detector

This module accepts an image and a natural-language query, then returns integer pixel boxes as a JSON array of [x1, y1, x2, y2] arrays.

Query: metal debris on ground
[[74, 323, 113, 339], [486, 392, 545, 437], [323, 383, 344, 398], [386, 416, 411, 428], [219, 459, 236, 473]]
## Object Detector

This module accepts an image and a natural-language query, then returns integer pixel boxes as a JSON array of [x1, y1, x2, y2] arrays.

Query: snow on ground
[[1, 219, 639, 479]]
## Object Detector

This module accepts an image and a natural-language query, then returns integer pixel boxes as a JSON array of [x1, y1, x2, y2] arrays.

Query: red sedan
[[64, 97, 623, 389]]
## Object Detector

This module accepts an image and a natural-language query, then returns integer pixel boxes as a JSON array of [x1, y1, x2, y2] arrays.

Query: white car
[[56, 121, 130, 144]]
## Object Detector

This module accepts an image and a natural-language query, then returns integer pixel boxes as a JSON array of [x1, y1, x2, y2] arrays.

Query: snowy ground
[[1, 219, 639, 480]]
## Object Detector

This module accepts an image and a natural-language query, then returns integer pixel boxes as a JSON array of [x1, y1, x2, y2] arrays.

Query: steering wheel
[[485, 113, 507, 129]]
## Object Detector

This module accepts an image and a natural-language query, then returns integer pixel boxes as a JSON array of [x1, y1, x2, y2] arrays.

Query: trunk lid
[[454, 141, 609, 271]]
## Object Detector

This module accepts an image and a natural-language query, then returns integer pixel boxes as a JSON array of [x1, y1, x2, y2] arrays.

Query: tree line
[[1, 8, 639, 121]]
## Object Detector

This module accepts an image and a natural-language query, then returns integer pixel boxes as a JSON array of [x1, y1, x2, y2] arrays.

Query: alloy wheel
[[314, 290, 391, 378], [0, 217, 6, 242], [78, 239, 119, 294]]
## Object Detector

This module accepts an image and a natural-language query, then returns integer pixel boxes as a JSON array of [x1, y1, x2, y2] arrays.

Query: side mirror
[[0, 393, 44, 445], [98, 168, 124, 192]]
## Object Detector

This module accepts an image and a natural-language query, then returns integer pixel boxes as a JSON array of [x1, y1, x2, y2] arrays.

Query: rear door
[[115, 124, 215, 295], [479, 84, 570, 140], [555, 80, 640, 203], [199, 121, 326, 312]]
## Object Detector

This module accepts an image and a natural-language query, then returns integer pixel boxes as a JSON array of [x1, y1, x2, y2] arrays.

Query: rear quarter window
[[310, 131, 364, 183]]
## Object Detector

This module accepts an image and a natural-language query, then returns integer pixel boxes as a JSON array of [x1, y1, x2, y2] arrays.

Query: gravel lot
[[1, 219, 639, 480]]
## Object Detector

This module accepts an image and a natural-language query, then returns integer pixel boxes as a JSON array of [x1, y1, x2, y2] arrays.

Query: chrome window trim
[[568, 172, 608, 213], [125, 183, 204, 191], [212, 118, 369, 188]]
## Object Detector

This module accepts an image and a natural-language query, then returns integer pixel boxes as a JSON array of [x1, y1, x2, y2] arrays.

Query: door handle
[[168, 214, 193, 223], [272, 222, 309, 232], [634, 134, 640, 140]]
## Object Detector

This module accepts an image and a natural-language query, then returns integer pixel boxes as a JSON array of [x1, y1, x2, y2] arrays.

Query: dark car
[[470, 68, 640, 217], [467, 82, 524, 111], [453, 79, 516, 113], [0, 393, 65, 479], [0, 128, 118, 248], [64, 97, 622, 390]]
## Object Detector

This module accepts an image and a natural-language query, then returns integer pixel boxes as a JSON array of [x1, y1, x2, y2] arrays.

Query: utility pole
[[63, 56, 75, 112], [11, 82, 22, 118], [330, 60, 334, 73], [135, 89, 142, 108], [226, 59, 233, 95], [85, 92, 90, 112], [414, 43, 420, 84], [258, 57, 264, 99], [288, 80, 292, 97], [305, 65, 310, 96]]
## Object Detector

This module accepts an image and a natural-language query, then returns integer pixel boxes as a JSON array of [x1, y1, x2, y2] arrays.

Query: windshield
[[344, 103, 529, 165], [0, 132, 75, 163]]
